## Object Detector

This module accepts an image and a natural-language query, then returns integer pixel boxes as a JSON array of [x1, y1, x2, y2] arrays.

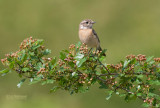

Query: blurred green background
[[0, 0, 160, 108]]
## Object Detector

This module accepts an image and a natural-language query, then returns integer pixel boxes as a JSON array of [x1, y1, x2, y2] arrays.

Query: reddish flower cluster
[[58, 59, 65, 67], [154, 58, 160, 62], [93, 50, 102, 55], [79, 43, 88, 54], [114, 63, 123, 70], [136, 54, 146, 61], [109, 63, 123, 70], [37, 68, 46, 75], [106, 77, 117, 85], [144, 97, 155, 105], [64, 57, 74, 62], [126, 54, 135, 60], [1, 51, 20, 65], [1, 58, 7, 65], [69, 44, 75, 50], [78, 73, 93, 84], [19, 37, 36, 49]]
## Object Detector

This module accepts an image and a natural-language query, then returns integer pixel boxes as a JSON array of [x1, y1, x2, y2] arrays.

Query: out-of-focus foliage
[[1, 37, 160, 107]]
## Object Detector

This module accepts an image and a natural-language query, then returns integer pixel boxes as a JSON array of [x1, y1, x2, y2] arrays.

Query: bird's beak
[[91, 21, 96, 24]]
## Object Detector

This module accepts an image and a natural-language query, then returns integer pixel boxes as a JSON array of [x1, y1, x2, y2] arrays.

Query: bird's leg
[[88, 48, 93, 56]]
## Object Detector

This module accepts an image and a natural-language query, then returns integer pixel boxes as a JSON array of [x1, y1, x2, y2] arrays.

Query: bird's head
[[79, 19, 96, 29]]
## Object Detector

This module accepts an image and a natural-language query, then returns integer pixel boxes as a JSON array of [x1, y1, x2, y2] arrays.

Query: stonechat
[[78, 19, 106, 56]]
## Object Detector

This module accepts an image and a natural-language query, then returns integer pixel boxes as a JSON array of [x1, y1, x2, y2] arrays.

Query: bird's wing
[[92, 29, 100, 43]]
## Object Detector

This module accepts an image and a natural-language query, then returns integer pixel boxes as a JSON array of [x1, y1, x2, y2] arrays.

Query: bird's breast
[[78, 29, 98, 48], [79, 29, 93, 42]]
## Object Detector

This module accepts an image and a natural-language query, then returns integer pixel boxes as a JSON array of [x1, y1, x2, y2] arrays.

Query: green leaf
[[78, 86, 89, 93], [20, 50, 27, 62], [22, 67, 30, 72], [100, 49, 107, 56], [137, 74, 143, 78], [72, 72, 78, 76], [142, 103, 150, 107], [119, 93, 126, 97], [99, 82, 108, 89], [74, 53, 84, 60], [9, 61, 15, 69], [59, 52, 66, 60], [96, 71, 101, 75], [123, 60, 130, 68], [146, 56, 154, 62], [50, 86, 59, 93], [137, 93, 142, 97], [43, 49, 51, 55], [49, 57, 57, 70], [99, 56, 105, 62], [42, 79, 55, 85], [17, 79, 26, 88], [106, 90, 113, 100], [149, 60, 155, 65], [76, 57, 86, 67], [32, 39, 44, 50], [149, 80, 160, 85], [51, 57, 56, 64], [0, 69, 10, 76], [0, 69, 10, 74], [29, 52, 35, 56], [76, 41, 81, 48], [62, 49, 69, 53], [29, 76, 42, 85]]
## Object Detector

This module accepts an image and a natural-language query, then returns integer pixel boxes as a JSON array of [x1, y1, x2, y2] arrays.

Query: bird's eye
[[86, 21, 88, 24]]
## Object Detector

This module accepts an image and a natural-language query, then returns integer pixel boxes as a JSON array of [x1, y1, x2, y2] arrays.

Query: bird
[[78, 19, 106, 56]]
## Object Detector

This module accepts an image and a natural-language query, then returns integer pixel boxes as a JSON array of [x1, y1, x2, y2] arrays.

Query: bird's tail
[[97, 46, 106, 56]]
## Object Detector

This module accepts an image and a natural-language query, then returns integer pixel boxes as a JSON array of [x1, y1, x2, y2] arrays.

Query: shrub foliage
[[1, 37, 160, 107]]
